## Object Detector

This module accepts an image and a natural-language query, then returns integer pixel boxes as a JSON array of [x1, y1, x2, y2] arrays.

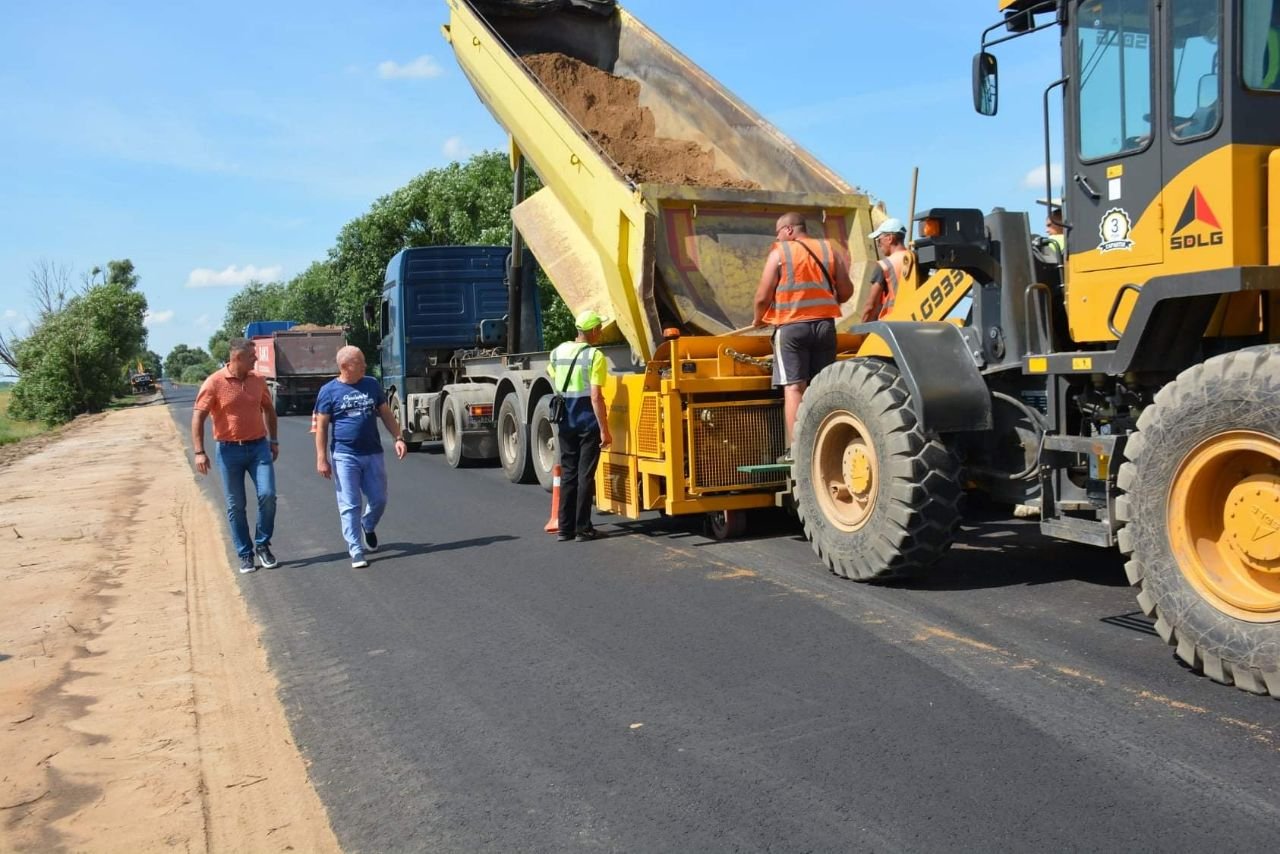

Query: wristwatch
[[194, 450, 207, 458], [269, 439, 279, 445]]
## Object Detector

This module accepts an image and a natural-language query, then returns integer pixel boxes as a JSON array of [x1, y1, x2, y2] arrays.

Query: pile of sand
[[523, 52, 759, 190]]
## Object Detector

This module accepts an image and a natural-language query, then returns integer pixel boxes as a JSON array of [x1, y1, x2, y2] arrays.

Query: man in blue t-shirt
[[314, 345, 407, 568]]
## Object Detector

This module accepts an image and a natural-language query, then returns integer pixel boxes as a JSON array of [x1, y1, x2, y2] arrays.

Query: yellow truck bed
[[443, 0, 878, 361]]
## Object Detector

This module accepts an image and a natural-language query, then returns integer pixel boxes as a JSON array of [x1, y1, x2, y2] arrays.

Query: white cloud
[[195, 313, 211, 329], [1022, 163, 1064, 194], [2, 309, 16, 319], [144, 309, 175, 327], [377, 55, 444, 80], [185, 264, 284, 288], [442, 136, 469, 158]]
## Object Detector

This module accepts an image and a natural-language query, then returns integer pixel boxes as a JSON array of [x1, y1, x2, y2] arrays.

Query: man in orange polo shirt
[[753, 212, 854, 455], [192, 338, 281, 574]]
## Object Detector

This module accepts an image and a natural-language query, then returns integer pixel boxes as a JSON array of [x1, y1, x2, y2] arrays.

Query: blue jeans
[[331, 452, 388, 559], [214, 439, 277, 560]]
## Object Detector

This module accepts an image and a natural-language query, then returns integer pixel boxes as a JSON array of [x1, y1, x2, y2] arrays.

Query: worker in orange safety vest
[[753, 211, 854, 455], [860, 217, 910, 323]]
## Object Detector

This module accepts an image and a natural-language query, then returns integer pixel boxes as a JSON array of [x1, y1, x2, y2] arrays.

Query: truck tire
[[497, 395, 536, 483], [442, 396, 471, 468], [530, 395, 559, 492], [793, 358, 962, 580], [1116, 345, 1280, 698], [388, 392, 422, 452], [274, 394, 287, 416]]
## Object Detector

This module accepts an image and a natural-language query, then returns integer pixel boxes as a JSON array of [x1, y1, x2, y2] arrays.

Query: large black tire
[[274, 393, 287, 417], [1116, 345, 1280, 698], [793, 358, 962, 580], [442, 397, 471, 469], [497, 395, 536, 483], [530, 395, 558, 492]]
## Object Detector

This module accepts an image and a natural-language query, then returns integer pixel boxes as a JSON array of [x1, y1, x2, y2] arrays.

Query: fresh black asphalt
[[164, 383, 1280, 853]]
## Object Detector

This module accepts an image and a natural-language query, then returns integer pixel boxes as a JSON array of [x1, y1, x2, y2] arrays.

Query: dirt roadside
[[0, 397, 340, 852]]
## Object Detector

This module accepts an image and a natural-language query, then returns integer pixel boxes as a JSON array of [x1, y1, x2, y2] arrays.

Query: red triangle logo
[[1193, 187, 1221, 230]]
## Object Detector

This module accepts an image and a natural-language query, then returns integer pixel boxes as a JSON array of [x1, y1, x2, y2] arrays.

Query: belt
[[217, 437, 267, 446]]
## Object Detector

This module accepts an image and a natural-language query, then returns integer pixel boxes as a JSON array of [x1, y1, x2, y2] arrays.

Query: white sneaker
[[351, 556, 369, 569]]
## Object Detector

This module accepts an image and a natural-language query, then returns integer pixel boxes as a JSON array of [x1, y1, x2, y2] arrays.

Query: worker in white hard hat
[[547, 309, 613, 541], [860, 217, 910, 323]]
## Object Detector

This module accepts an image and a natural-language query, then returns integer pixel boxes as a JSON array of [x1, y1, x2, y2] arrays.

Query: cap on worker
[[575, 309, 606, 331], [868, 217, 907, 239]]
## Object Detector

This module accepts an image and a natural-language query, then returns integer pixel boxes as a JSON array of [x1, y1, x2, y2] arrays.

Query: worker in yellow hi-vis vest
[[547, 310, 613, 542]]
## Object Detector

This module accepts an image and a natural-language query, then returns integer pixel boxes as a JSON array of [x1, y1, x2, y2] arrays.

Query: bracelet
[[269, 439, 279, 445], [195, 451, 207, 457]]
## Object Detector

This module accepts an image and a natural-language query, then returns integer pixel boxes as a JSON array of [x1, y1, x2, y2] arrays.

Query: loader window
[[1077, 0, 1153, 160], [1242, 0, 1280, 90], [1170, 0, 1222, 139]]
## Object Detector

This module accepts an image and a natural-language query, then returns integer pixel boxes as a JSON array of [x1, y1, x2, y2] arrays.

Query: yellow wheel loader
[[793, 0, 1280, 696]]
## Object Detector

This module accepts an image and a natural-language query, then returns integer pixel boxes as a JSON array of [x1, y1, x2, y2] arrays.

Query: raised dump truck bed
[[443, 0, 878, 361]]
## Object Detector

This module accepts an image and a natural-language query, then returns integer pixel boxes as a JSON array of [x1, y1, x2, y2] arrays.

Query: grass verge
[[0, 389, 49, 446]]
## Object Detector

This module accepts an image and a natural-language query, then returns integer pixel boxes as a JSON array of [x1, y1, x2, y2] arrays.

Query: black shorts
[[772, 318, 836, 386]]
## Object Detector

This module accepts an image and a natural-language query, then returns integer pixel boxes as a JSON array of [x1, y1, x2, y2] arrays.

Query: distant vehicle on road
[[247, 322, 346, 415]]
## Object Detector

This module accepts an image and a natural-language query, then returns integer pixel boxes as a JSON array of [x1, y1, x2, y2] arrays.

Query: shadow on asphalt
[[278, 535, 520, 569]]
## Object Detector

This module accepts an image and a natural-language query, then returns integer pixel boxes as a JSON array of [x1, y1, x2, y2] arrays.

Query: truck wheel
[[274, 394, 287, 416], [793, 358, 962, 580], [442, 396, 472, 468], [388, 392, 421, 451], [497, 395, 536, 483], [1116, 345, 1280, 698], [530, 395, 559, 492]]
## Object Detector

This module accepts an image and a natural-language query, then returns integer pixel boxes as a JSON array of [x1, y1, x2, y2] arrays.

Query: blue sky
[[0, 1, 1061, 361]]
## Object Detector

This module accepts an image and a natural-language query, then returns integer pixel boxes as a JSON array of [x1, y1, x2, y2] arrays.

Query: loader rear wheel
[[498, 395, 535, 484], [530, 395, 558, 492], [1116, 345, 1280, 698], [793, 358, 962, 580]]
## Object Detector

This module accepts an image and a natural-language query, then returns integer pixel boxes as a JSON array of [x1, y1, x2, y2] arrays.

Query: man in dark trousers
[[547, 310, 613, 541]]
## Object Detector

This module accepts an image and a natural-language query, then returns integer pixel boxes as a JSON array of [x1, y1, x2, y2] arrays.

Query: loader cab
[[978, 0, 1278, 344]]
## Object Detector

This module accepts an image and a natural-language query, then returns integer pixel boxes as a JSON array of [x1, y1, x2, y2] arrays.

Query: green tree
[[328, 150, 572, 352], [208, 334, 230, 364], [9, 269, 149, 424], [179, 362, 217, 385], [164, 344, 213, 379], [136, 349, 163, 378]]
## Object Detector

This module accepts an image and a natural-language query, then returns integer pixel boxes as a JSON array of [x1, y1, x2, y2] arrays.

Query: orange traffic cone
[[544, 464, 562, 533], [309, 412, 318, 433]]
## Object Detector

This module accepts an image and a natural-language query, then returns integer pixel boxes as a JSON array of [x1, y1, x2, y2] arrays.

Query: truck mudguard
[[851, 321, 993, 434]]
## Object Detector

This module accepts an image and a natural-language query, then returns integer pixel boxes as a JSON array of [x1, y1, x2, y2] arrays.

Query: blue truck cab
[[379, 246, 550, 478]]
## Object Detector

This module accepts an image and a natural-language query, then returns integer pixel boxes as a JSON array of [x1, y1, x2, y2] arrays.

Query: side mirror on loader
[[363, 298, 376, 328], [973, 51, 998, 116]]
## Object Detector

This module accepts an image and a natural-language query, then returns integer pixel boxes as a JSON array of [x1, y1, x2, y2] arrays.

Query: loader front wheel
[[1116, 345, 1280, 698], [793, 358, 962, 581]]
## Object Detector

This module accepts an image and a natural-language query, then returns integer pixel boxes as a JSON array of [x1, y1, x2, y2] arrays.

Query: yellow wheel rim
[[812, 411, 878, 533], [1168, 430, 1280, 622]]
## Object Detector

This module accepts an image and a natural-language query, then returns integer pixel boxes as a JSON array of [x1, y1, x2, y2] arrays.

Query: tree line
[[193, 151, 574, 377], [0, 259, 155, 425], [2, 151, 575, 426]]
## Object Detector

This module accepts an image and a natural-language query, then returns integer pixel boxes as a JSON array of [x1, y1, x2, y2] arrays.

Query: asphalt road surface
[[165, 384, 1279, 853]]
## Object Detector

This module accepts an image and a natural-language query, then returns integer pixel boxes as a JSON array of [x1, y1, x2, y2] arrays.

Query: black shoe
[[255, 544, 279, 569], [557, 533, 575, 542], [238, 555, 258, 574], [364, 529, 379, 552], [576, 528, 603, 541]]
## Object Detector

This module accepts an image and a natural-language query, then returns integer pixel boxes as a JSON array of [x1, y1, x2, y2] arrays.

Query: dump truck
[[246, 322, 346, 415], [438, 0, 881, 536]]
